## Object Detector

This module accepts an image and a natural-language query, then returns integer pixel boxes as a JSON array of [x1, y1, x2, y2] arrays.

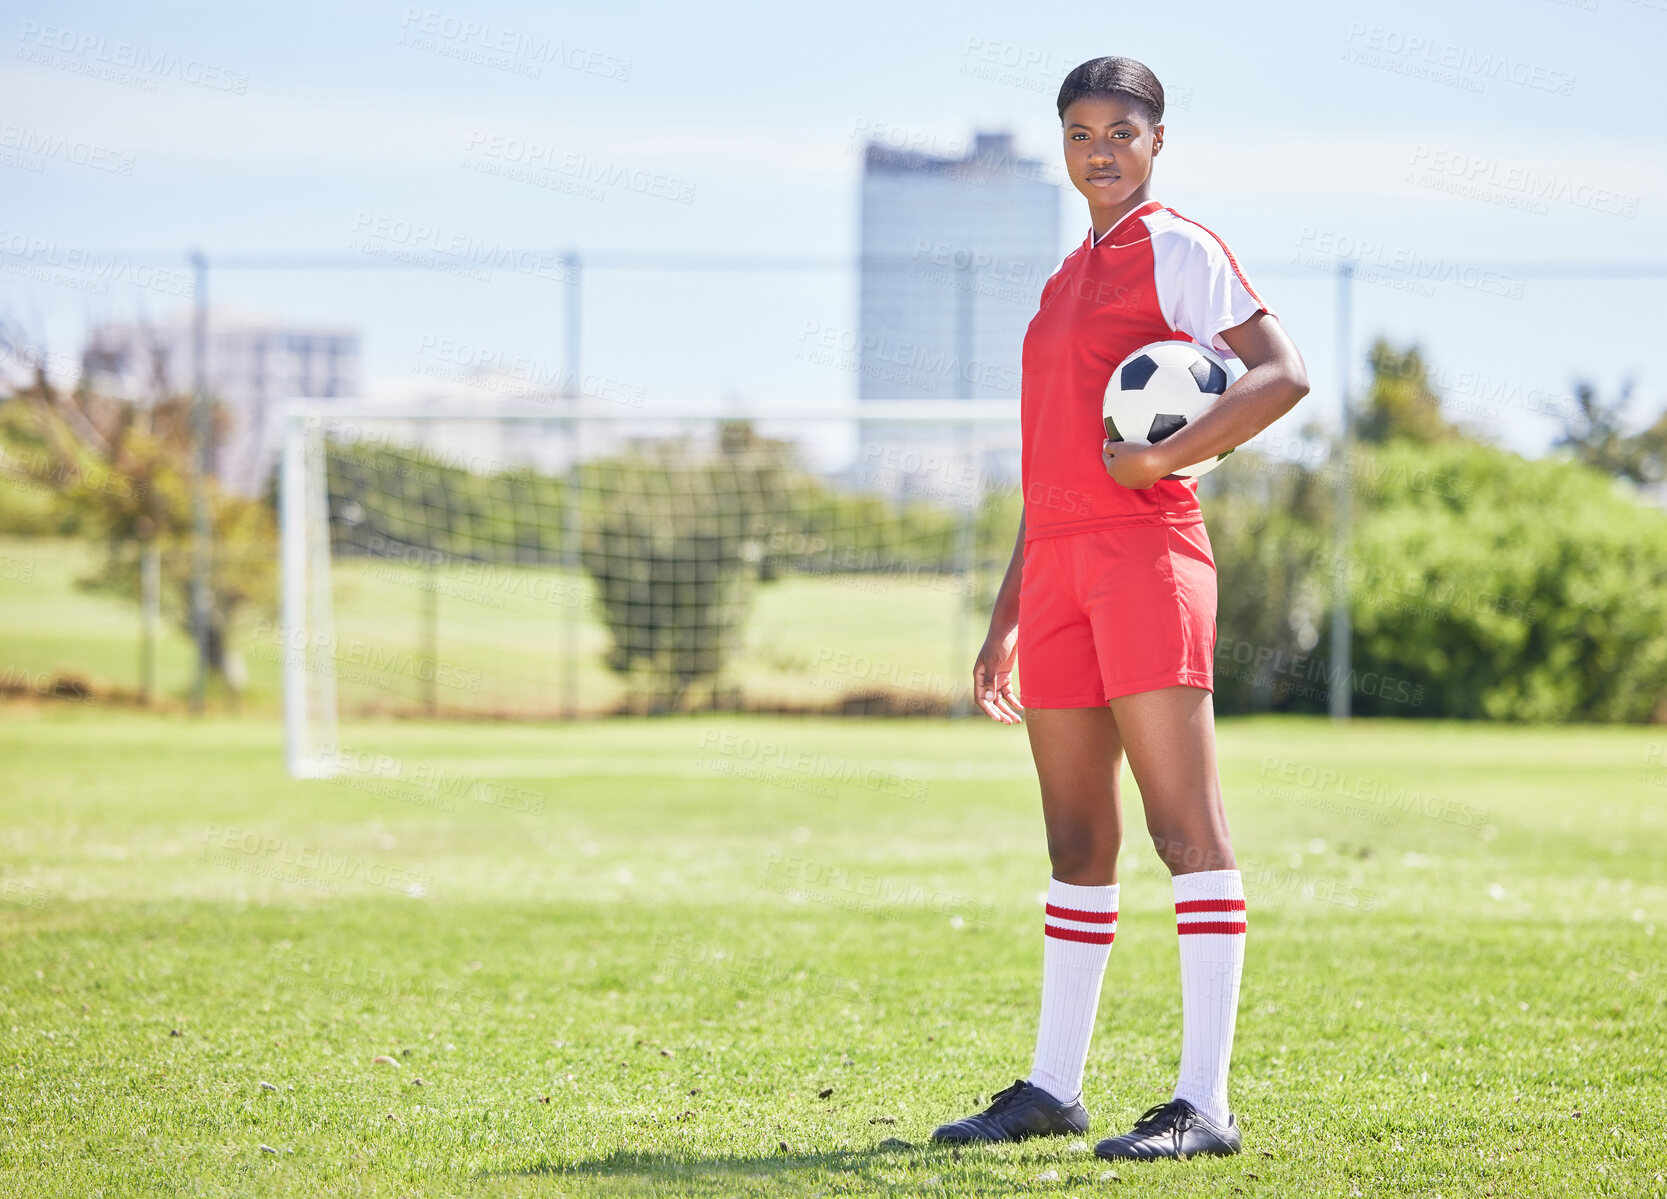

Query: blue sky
[[2, 0, 1664, 455]]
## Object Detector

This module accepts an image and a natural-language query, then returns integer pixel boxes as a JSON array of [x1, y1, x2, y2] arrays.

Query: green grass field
[[0, 536, 973, 717], [2, 708, 1664, 1197]]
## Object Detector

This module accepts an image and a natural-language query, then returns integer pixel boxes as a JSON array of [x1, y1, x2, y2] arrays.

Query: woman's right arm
[[972, 508, 1025, 723]]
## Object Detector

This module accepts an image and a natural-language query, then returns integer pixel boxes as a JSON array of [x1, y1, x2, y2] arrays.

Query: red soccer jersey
[[1020, 198, 1274, 542]]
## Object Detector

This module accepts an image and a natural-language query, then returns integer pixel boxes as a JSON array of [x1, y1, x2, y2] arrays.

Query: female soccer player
[[929, 56, 1310, 1161]]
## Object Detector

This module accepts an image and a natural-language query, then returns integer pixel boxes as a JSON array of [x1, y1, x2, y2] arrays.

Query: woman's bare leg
[[1106, 685, 1234, 875], [1101, 683, 1246, 1145], [1012, 705, 1126, 1108], [1024, 706, 1125, 884]]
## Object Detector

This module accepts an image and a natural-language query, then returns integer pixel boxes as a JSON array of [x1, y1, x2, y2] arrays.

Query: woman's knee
[[1046, 823, 1121, 880], [1149, 831, 1234, 875]]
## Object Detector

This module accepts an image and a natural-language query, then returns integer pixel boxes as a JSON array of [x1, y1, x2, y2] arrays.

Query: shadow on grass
[[484, 1140, 1250, 1198], [491, 1141, 974, 1194]]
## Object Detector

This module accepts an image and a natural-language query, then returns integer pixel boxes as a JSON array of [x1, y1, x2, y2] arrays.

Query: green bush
[[1340, 439, 1667, 722], [326, 443, 570, 565], [578, 445, 767, 713], [1202, 450, 1333, 715]]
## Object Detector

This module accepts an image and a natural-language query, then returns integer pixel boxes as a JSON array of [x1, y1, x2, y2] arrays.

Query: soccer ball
[[1103, 339, 1234, 478]]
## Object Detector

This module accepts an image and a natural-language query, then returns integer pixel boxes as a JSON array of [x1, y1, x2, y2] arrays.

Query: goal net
[[275, 399, 1022, 778]]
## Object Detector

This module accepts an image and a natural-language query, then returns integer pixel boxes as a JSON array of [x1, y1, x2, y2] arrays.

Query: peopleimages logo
[[1341, 23, 1575, 96], [15, 20, 250, 93], [246, 618, 485, 694], [463, 132, 696, 204], [348, 211, 577, 285], [199, 823, 432, 896], [1406, 145, 1640, 220], [0, 125, 135, 175], [698, 730, 929, 802], [397, 9, 631, 81], [1294, 227, 1527, 301], [795, 320, 1020, 394], [1257, 757, 1490, 831], [0, 233, 195, 298]]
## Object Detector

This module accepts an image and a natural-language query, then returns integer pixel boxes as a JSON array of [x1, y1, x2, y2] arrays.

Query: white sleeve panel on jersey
[[1150, 224, 1271, 359]]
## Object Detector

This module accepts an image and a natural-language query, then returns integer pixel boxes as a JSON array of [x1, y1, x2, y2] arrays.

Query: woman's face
[[1061, 94, 1162, 211]]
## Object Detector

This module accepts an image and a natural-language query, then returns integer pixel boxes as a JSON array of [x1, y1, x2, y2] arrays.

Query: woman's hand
[[973, 626, 1024, 724], [1102, 438, 1171, 490]]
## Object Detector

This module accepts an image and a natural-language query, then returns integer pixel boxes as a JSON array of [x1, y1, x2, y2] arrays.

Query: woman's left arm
[[1103, 312, 1311, 489]]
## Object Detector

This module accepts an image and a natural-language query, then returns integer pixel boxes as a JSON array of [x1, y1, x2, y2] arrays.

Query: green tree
[[1355, 339, 1462, 446], [1556, 378, 1667, 486], [0, 327, 274, 698]]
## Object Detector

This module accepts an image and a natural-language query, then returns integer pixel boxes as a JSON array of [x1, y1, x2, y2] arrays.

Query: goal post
[[278, 409, 339, 778], [274, 398, 1022, 779]]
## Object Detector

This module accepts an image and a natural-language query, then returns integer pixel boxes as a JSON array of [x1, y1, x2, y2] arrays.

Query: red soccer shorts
[[1016, 521, 1217, 707]]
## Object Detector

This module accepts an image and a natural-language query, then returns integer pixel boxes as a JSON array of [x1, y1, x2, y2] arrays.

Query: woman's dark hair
[[1056, 57, 1165, 127]]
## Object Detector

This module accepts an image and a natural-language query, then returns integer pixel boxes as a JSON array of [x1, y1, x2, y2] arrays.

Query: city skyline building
[[82, 307, 360, 496], [856, 129, 1060, 500]]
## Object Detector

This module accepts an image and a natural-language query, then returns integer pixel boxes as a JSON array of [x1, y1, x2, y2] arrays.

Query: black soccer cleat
[[1093, 1098, 1241, 1161], [930, 1079, 1089, 1144]]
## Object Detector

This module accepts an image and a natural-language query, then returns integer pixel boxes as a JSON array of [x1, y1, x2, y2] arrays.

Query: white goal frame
[[276, 398, 1020, 779]]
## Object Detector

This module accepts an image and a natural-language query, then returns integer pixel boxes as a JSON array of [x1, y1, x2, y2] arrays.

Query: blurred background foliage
[[3, 336, 1665, 721]]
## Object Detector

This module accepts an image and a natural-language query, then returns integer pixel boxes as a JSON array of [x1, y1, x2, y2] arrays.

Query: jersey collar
[[1087, 199, 1164, 248]]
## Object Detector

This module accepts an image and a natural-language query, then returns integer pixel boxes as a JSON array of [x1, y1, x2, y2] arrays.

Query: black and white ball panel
[[1146, 412, 1189, 443], [1119, 354, 1160, 392], [1103, 339, 1235, 479]]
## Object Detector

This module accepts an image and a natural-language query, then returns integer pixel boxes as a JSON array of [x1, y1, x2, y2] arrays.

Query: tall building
[[82, 307, 360, 496], [859, 131, 1060, 404], [857, 131, 1059, 500]]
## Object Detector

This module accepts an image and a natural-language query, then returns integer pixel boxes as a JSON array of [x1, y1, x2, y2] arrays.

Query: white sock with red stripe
[[1171, 869, 1247, 1126], [1027, 878, 1118, 1105]]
